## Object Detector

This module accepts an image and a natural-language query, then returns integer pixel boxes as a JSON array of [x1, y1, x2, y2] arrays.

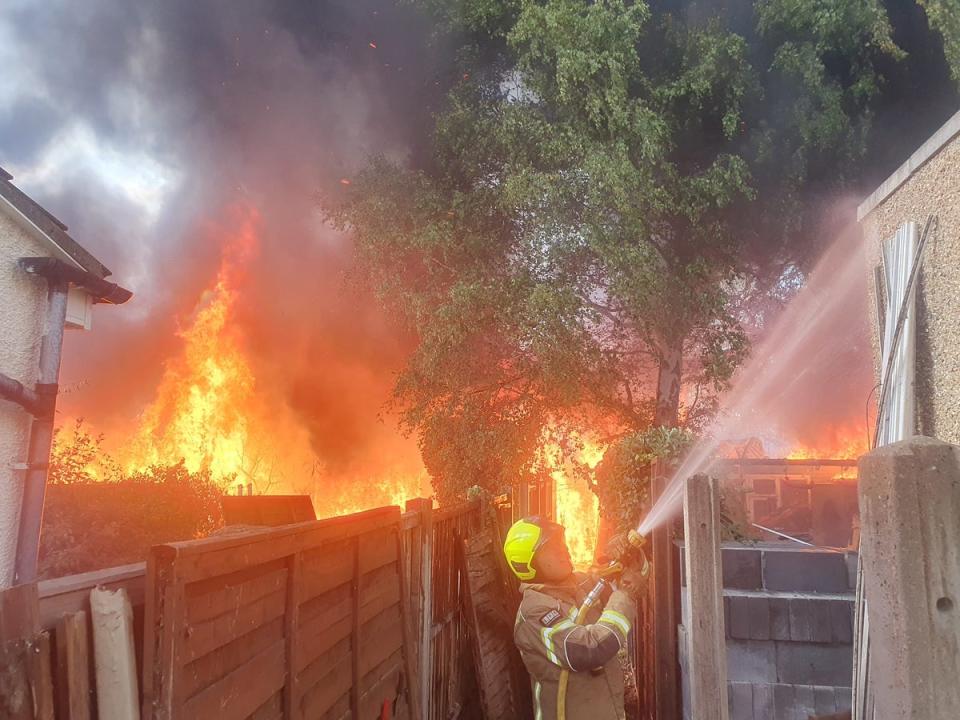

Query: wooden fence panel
[[141, 506, 417, 720], [15, 497, 487, 720]]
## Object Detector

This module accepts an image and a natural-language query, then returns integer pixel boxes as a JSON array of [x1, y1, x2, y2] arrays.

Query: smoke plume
[[0, 0, 449, 501]]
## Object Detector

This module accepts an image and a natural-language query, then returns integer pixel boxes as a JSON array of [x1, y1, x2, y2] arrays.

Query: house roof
[[857, 107, 960, 222], [0, 165, 112, 279]]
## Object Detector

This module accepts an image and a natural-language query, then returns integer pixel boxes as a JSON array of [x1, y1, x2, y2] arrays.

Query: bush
[[593, 427, 695, 534], [37, 421, 226, 579]]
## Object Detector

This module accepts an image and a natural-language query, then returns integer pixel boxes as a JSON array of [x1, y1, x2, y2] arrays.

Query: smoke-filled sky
[[0, 0, 452, 478], [2, 0, 958, 484]]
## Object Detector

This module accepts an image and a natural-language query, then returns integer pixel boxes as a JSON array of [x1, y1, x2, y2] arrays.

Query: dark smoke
[[0, 0, 448, 472]]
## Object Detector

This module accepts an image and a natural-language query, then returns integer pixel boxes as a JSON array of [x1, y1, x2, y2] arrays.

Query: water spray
[[636, 231, 872, 537]]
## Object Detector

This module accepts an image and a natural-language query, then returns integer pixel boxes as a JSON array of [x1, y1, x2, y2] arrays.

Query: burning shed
[[709, 457, 859, 548], [0, 167, 131, 587]]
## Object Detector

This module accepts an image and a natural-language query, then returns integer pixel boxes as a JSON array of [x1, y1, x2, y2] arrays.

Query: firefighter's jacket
[[514, 573, 635, 720]]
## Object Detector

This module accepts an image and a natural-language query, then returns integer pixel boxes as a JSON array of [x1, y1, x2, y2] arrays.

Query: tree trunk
[[655, 340, 682, 428]]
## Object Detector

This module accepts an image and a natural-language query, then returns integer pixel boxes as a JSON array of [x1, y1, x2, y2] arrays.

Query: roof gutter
[[18, 256, 133, 304]]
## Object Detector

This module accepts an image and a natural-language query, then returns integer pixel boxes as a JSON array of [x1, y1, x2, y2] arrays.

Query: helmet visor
[[526, 516, 563, 554]]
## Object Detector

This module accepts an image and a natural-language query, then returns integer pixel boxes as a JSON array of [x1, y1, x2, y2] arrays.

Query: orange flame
[[123, 208, 257, 479], [113, 206, 429, 515], [548, 437, 604, 567], [785, 423, 868, 461]]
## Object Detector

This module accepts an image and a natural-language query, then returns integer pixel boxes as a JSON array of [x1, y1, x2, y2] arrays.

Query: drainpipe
[[13, 280, 68, 584], [0, 257, 132, 584]]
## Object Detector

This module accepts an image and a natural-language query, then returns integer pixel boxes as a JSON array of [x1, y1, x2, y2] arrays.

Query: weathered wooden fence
[[403, 499, 485, 720], [4, 498, 494, 720], [629, 462, 682, 720], [140, 505, 417, 719]]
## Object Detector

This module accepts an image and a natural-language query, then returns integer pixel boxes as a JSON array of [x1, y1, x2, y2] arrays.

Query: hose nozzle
[[626, 529, 651, 577]]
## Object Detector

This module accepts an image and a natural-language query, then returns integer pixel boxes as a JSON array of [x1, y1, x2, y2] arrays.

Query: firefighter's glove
[[618, 565, 649, 598], [603, 533, 631, 563]]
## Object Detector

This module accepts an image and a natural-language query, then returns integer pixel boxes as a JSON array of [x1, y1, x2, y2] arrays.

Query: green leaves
[[593, 426, 695, 532], [917, 0, 960, 86], [329, 0, 910, 501], [510, 0, 650, 136]]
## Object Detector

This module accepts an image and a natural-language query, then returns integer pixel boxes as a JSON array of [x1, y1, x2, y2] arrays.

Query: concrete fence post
[[858, 436, 960, 719], [90, 587, 139, 720], [682, 473, 729, 720]]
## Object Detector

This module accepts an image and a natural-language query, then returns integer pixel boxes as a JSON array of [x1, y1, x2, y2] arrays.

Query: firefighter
[[504, 516, 647, 720]]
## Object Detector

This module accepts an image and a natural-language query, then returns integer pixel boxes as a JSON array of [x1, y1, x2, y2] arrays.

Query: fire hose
[[556, 530, 649, 720]]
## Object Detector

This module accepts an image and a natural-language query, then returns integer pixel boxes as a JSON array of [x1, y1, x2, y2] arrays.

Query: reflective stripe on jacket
[[514, 573, 636, 720]]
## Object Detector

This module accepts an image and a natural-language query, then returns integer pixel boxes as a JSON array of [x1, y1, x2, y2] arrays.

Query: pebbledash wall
[[859, 108, 960, 445], [0, 209, 53, 586]]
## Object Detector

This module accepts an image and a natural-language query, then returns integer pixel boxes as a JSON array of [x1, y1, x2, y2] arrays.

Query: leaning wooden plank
[[180, 639, 285, 719], [91, 587, 140, 720], [682, 474, 729, 720], [460, 530, 522, 720], [56, 611, 92, 720], [38, 564, 145, 631]]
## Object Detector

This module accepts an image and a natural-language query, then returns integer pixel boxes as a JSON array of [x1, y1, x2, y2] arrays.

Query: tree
[[917, 0, 960, 85], [329, 0, 906, 498]]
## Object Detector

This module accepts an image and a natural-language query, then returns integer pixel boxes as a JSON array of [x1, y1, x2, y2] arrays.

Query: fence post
[[653, 471, 681, 720], [682, 473, 729, 720], [56, 611, 92, 720], [90, 587, 139, 720], [858, 436, 960, 718], [406, 497, 433, 719]]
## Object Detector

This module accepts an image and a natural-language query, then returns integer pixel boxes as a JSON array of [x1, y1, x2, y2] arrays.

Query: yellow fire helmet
[[503, 516, 563, 581]]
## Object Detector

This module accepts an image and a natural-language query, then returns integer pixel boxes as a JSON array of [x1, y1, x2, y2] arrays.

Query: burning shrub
[[38, 421, 226, 579]]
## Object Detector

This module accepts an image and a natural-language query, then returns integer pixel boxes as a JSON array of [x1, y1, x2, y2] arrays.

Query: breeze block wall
[[679, 543, 857, 720]]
